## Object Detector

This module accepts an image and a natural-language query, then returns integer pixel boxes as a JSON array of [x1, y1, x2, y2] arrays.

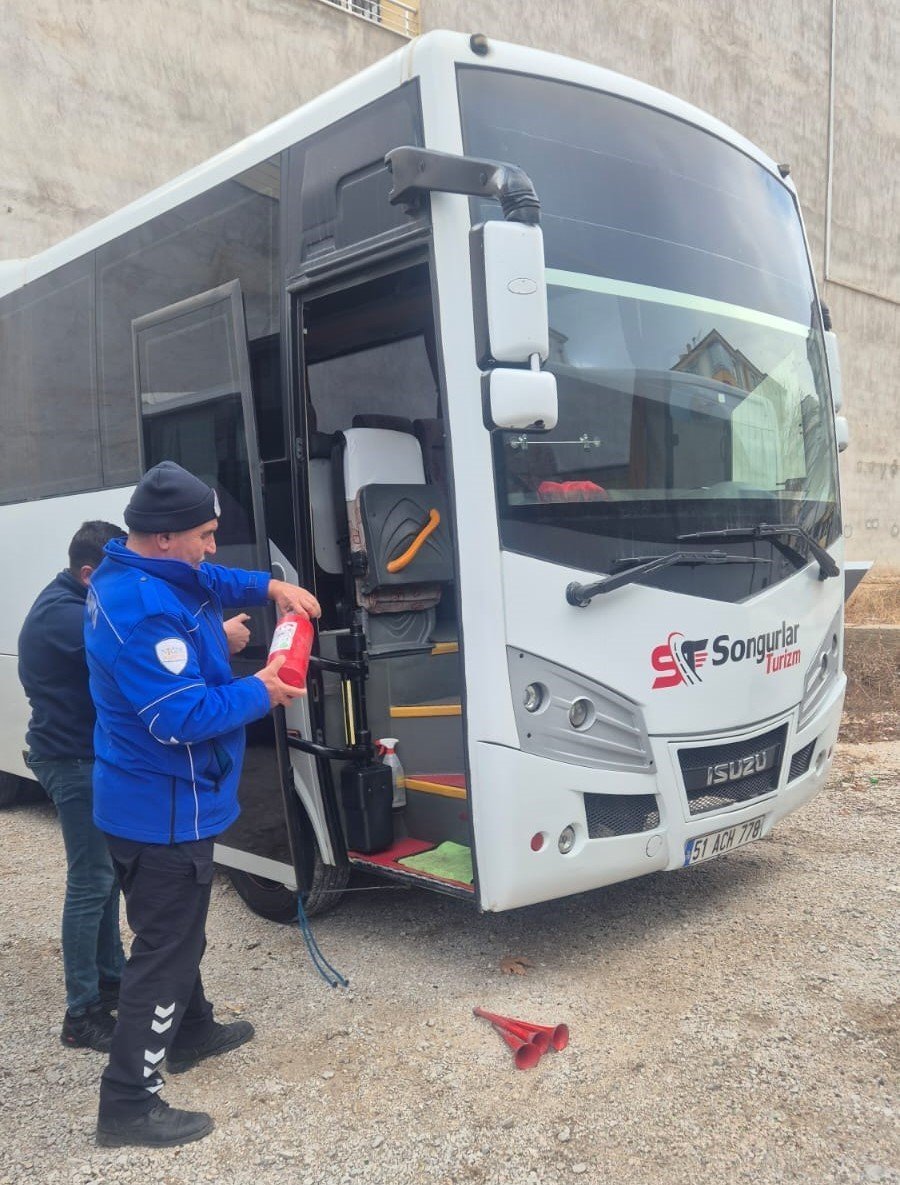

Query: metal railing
[[316, 0, 420, 38]]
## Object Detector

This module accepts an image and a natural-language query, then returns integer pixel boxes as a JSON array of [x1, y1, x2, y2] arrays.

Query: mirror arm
[[386, 146, 541, 225]]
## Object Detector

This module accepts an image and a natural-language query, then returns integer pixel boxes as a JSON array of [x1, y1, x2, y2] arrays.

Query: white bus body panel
[[499, 549, 844, 735], [472, 676, 843, 912], [0, 488, 135, 779]]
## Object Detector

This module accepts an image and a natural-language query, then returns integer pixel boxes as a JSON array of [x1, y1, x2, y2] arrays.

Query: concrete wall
[[0, 0, 400, 256], [1, 0, 897, 566]]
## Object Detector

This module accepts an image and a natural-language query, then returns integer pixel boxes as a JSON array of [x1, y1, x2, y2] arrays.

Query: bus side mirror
[[484, 368, 558, 430], [834, 414, 849, 453], [471, 221, 549, 367], [824, 329, 842, 412]]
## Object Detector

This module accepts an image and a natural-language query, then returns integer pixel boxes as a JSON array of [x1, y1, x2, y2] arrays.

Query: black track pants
[[99, 836, 216, 1120]]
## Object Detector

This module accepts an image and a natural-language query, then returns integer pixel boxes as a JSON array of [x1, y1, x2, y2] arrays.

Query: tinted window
[[0, 257, 101, 503], [458, 68, 815, 325], [284, 82, 426, 278], [135, 291, 258, 565], [97, 159, 281, 484], [460, 69, 839, 598]]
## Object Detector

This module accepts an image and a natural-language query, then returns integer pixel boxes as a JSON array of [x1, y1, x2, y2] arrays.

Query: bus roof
[[1, 30, 786, 298]]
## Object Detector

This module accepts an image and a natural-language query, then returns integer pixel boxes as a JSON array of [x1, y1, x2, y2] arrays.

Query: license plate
[[683, 816, 765, 867]]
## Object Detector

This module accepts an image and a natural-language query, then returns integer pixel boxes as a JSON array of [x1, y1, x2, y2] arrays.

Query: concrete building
[[1, 0, 897, 566]]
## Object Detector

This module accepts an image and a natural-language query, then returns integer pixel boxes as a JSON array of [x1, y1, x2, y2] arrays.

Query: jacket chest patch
[[155, 637, 189, 675]]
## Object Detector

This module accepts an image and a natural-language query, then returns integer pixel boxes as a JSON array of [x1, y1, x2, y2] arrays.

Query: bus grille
[[678, 724, 787, 816], [583, 793, 659, 838], [788, 740, 816, 781]]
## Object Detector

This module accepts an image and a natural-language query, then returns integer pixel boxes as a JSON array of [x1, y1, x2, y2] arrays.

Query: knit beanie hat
[[124, 461, 220, 534]]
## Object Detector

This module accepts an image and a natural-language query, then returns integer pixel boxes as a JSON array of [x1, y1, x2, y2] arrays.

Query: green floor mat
[[397, 841, 473, 884]]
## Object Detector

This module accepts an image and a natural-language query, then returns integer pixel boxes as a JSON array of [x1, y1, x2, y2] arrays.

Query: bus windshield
[[457, 67, 839, 579]]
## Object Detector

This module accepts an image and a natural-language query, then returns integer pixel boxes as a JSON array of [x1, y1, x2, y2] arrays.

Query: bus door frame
[[285, 234, 477, 897], [131, 279, 318, 895]]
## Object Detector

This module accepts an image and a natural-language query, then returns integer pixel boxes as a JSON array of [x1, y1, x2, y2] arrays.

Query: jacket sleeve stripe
[[91, 588, 125, 644], [138, 683, 205, 716], [147, 713, 177, 745]]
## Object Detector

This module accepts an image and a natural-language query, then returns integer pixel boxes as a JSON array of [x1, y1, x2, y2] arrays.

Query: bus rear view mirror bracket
[[384, 145, 549, 366], [483, 368, 558, 431]]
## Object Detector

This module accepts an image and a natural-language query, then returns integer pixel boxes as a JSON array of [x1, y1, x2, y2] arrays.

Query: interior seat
[[337, 425, 452, 654]]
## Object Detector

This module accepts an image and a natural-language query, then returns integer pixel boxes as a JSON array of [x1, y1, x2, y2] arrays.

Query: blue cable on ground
[[296, 896, 348, 988]]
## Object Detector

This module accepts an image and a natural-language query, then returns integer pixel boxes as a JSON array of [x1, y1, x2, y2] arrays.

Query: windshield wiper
[[566, 550, 770, 607], [676, 523, 839, 580]]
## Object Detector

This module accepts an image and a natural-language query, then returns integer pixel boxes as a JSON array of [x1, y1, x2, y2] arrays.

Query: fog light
[[523, 682, 546, 713], [558, 825, 576, 854], [568, 698, 594, 730]]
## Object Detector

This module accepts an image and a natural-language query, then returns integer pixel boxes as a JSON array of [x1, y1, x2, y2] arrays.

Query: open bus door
[[293, 257, 476, 901], [280, 148, 556, 912], [131, 280, 346, 919]]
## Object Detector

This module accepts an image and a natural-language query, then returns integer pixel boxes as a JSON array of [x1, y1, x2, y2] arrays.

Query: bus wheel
[[226, 854, 349, 923], [0, 772, 25, 808]]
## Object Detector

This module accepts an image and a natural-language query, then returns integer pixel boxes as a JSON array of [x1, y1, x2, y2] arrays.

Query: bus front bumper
[[471, 678, 845, 912]]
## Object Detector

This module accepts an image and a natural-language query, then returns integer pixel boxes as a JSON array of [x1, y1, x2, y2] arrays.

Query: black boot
[[166, 1019, 255, 1074], [96, 1099, 214, 1148], [61, 1006, 116, 1053]]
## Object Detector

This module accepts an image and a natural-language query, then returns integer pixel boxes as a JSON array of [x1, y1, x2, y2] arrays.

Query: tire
[[18, 779, 49, 805], [0, 772, 25, 808], [226, 848, 349, 923]]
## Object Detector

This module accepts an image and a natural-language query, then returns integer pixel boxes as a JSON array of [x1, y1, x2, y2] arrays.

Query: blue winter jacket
[[85, 539, 272, 843], [19, 570, 96, 760]]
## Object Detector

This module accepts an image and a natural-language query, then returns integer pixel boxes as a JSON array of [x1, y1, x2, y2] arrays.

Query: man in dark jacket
[[19, 521, 127, 1053], [85, 461, 319, 1149]]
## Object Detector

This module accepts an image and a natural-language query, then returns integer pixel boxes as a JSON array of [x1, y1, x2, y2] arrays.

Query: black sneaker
[[98, 978, 121, 1012], [166, 1019, 255, 1074], [61, 1007, 116, 1053], [96, 1099, 214, 1148]]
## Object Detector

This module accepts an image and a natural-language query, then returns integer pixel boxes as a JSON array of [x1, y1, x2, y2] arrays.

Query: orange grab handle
[[386, 508, 441, 573]]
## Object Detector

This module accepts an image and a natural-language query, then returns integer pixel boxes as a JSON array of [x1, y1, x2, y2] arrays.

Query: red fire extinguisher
[[266, 613, 314, 689]]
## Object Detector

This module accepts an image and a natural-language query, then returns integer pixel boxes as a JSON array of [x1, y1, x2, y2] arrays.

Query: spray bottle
[[377, 737, 406, 810]]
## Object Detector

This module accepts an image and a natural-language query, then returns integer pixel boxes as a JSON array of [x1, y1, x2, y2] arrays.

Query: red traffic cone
[[473, 1007, 550, 1052], [491, 1023, 542, 1070], [474, 1006, 569, 1051], [508, 1017, 569, 1052]]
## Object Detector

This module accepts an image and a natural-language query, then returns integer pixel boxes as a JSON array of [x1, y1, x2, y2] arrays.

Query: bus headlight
[[568, 698, 594, 730], [508, 648, 654, 773], [798, 610, 843, 730], [558, 825, 577, 854]]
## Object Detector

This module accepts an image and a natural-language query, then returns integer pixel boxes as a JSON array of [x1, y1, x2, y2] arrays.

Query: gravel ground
[[1, 739, 897, 1185]]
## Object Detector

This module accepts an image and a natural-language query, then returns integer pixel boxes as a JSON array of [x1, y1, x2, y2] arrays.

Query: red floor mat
[[348, 837, 474, 892]]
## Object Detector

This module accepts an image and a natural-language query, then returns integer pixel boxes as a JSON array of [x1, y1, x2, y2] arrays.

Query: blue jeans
[[27, 757, 124, 1015]]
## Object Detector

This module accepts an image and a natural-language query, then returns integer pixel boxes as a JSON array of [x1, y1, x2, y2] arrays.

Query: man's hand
[[254, 655, 305, 708], [267, 579, 321, 621], [223, 613, 251, 655]]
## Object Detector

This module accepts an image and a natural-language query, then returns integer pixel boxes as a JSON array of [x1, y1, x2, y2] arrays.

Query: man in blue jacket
[[85, 461, 319, 1149], [19, 521, 126, 1053]]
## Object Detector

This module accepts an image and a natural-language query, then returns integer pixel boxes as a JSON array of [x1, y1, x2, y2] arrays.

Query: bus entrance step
[[347, 836, 474, 894]]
